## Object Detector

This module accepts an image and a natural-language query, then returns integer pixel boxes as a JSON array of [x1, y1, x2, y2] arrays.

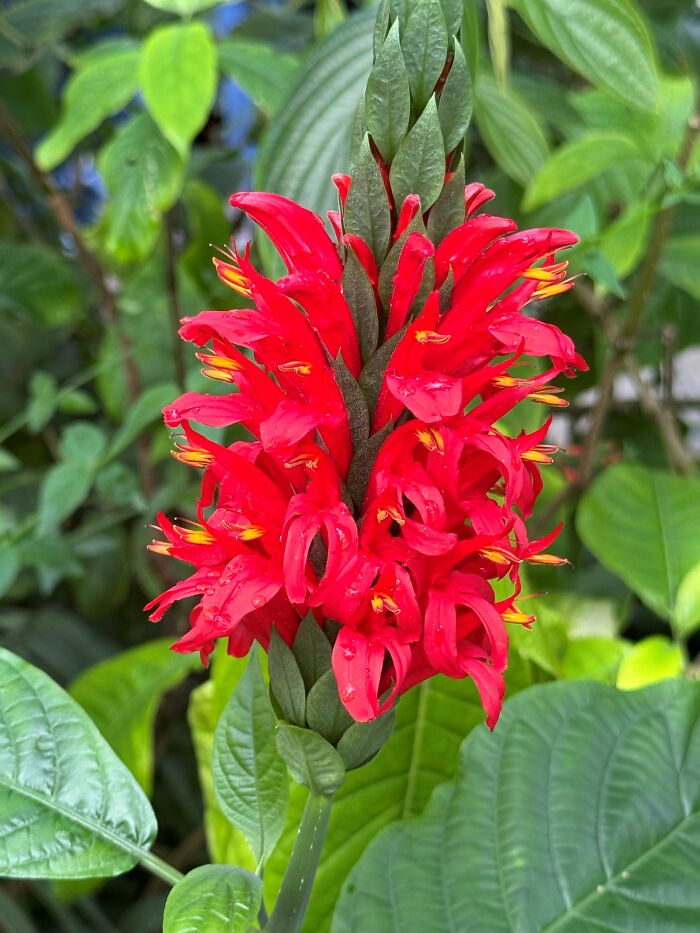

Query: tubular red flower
[[148, 179, 584, 731]]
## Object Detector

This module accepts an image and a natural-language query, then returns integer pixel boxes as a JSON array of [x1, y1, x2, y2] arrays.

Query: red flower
[[146, 180, 584, 730]]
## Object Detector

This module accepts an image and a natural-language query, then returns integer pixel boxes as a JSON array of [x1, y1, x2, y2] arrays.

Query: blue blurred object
[[52, 155, 107, 225], [218, 77, 257, 149], [210, 1, 250, 39]]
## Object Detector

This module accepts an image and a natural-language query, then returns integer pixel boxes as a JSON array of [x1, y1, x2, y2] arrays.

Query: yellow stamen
[[172, 444, 214, 468], [148, 541, 172, 556], [285, 453, 319, 470], [416, 426, 445, 454], [502, 605, 536, 625], [522, 445, 559, 464], [196, 353, 243, 372], [534, 281, 574, 300], [529, 391, 569, 408], [376, 505, 405, 525], [222, 519, 266, 541], [526, 553, 569, 566], [491, 375, 528, 389], [212, 256, 252, 297], [415, 329, 451, 345], [371, 592, 401, 614], [278, 360, 313, 376], [479, 546, 520, 566], [522, 261, 568, 282]]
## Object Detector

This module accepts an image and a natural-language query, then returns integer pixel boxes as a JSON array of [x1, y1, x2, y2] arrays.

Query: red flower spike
[[148, 179, 584, 733]]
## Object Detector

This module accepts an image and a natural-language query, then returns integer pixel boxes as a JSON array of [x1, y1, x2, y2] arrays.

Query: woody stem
[[266, 792, 334, 932]]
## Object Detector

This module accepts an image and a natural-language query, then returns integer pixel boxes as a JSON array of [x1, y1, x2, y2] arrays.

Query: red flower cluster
[[146, 181, 585, 728]]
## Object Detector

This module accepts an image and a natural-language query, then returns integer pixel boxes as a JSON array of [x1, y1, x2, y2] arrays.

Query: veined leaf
[[164, 865, 262, 933]]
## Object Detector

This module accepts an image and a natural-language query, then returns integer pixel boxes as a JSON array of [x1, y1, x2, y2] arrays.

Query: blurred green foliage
[[1, 0, 700, 929]]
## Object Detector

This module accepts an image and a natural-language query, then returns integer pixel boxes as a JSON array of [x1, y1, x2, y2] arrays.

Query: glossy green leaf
[[510, 0, 658, 111], [524, 132, 643, 210], [334, 678, 700, 932], [389, 96, 445, 211], [364, 20, 410, 162], [292, 615, 333, 692], [164, 865, 262, 933], [0, 647, 157, 878], [305, 670, 353, 746], [268, 629, 306, 727], [577, 465, 700, 620], [597, 202, 652, 278], [474, 75, 548, 186], [35, 48, 140, 170], [70, 639, 197, 795], [401, 0, 448, 110], [344, 134, 392, 261], [212, 650, 288, 867], [218, 39, 299, 116], [617, 635, 684, 689], [276, 725, 345, 796], [674, 562, 700, 638], [437, 39, 472, 152], [659, 235, 700, 300], [427, 158, 465, 244], [140, 21, 217, 157], [256, 11, 373, 220], [98, 115, 183, 263]]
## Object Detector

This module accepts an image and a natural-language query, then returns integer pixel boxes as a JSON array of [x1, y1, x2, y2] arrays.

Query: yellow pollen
[[529, 391, 569, 408], [415, 329, 451, 345], [172, 445, 214, 467], [479, 546, 519, 566], [223, 520, 265, 541], [502, 606, 536, 625], [371, 592, 401, 614], [534, 281, 574, 300], [522, 261, 568, 282], [416, 427, 445, 454], [522, 445, 558, 464], [278, 360, 313, 375], [212, 257, 252, 297], [172, 522, 216, 546], [147, 541, 172, 556], [491, 375, 528, 388], [377, 505, 405, 525], [526, 553, 569, 566], [196, 353, 243, 371]]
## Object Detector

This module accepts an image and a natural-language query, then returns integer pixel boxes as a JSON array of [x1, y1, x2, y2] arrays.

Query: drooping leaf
[[142, 0, 220, 14], [218, 39, 299, 116], [510, 0, 658, 111], [140, 21, 218, 157], [334, 679, 700, 932], [212, 650, 288, 867], [0, 647, 157, 879], [163, 865, 262, 933], [70, 639, 197, 795], [35, 47, 141, 170], [577, 464, 700, 620], [474, 74, 548, 186]]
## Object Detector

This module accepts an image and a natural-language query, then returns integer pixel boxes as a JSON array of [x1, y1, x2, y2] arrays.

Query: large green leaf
[[35, 47, 141, 170], [577, 464, 700, 621], [163, 865, 262, 933], [140, 21, 218, 157], [70, 639, 197, 795], [0, 647, 157, 879], [659, 235, 700, 300], [98, 114, 183, 263], [256, 11, 374, 219], [510, 0, 658, 111], [265, 663, 534, 932], [334, 678, 700, 932], [218, 39, 299, 116], [212, 650, 288, 867], [473, 74, 548, 186]]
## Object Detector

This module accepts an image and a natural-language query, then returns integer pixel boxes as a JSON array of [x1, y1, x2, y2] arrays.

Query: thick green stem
[[267, 792, 334, 933], [138, 850, 185, 887]]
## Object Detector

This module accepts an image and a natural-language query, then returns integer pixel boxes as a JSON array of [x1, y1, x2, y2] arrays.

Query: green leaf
[[437, 38, 472, 153], [212, 650, 288, 867], [164, 865, 262, 933], [560, 636, 627, 683], [342, 247, 379, 364], [577, 464, 700, 620], [389, 96, 445, 212], [344, 134, 392, 262], [0, 241, 83, 325], [256, 11, 373, 222], [486, 0, 510, 88], [336, 710, 395, 771], [0, 0, 121, 52], [364, 20, 410, 162], [616, 635, 684, 689], [58, 423, 107, 467], [659, 235, 700, 300], [70, 640, 197, 795], [140, 21, 218, 157], [35, 48, 140, 170], [292, 615, 333, 692], [401, 0, 448, 110], [426, 157, 465, 244], [268, 629, 307, 727], [218, 38, 299, 116], [334, 679, 700, 932], [674, 562, 700, 638], [510, 0, 658, 111], [597, 202, 652, 278], [0, 545, 20, 599], [305, 670, 354, 746], [108, 382, 178, 458], [346, 420, 393, 511], [276, 725, 345, 796], [332, 355, 370, 450], [524, 132, 645, 210], [474, 74, 548, 186], [0, 647, 157, 879], [37, 462, 94, 535], [142, 0, 220, 14], [98, 115, 183, 263]]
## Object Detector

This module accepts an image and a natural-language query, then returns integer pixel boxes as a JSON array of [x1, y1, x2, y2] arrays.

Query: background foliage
[[1, 0, 699, 929]]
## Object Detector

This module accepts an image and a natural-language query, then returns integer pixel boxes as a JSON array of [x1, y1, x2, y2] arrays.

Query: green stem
[[138, 850, 185, 887], [267, 793, 334, 933]]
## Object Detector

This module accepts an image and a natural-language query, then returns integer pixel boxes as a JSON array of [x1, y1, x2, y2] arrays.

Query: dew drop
[[621, 870, 630, 881], [595, 884, 605, 894], [425, 502, 439, 521], [342, 647, 356, 661], [252, 594, 266, 609], [205, 587, 216, 596], [344, 585, 360, 598], [340, 685, 357, 702], [168, 409, 180, 421]]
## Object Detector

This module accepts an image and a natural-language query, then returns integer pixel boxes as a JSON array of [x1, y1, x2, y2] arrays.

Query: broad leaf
[[616, 635, 684, 689], [473, 75, 548, 186], [401, 0, 448, 110], [0, 647, 156, 879], [510, 0, 658, 111], [218, 39, 299, 116], [577, 464, 700, 620], [163, 865, 262, 933], [675, 562, 700, 638], [659, 235, 700, 300], [364, 20, 410, 162], [334, 679, 700, 932], [256, 11, 373, 220], [140, 21, 218, 157], [70, 639, 197, 794], [36, 47, 140, 170], [389, 96, 445, 211], [212, 650, 288, 867]]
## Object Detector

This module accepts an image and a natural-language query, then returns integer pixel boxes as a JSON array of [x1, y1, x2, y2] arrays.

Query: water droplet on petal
[[252, 594, 266, 609], [342, 647, 356, 661], [340, 685, 357, 702], [205, 587, 216, 596]]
